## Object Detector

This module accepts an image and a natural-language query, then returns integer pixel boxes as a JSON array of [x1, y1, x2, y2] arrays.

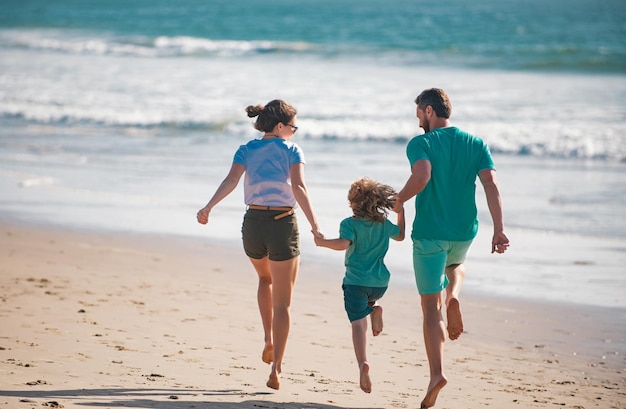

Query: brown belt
[[247, 204, 295, 220]]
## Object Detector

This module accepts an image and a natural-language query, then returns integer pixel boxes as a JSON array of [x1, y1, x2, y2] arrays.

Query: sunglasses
[[282, 122, 298, 133]]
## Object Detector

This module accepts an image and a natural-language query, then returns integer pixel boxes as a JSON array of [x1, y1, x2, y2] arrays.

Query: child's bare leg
[[370, 304, 383, 336], [249, 257, 274, 364], [359, 362, 371, 394], [265, 256, 299, 390], [420, 292, 448, 408], [444, 263, 465, 340], [351, 317, 371, 393]]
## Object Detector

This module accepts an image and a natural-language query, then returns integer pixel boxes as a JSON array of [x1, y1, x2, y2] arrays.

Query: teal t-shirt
[[339, 217, 401, 287], [406, 126, 495, 241]]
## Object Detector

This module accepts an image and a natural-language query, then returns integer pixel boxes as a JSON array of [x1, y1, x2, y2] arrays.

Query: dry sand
[[1, 220, 624, 409]]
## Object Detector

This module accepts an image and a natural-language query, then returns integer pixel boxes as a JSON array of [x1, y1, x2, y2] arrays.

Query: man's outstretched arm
[[478, 169, 510, 254]]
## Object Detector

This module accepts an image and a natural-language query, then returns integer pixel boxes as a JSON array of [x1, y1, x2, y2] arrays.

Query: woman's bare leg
[[265, 255, 299, 389], [248, 257, 274, 364]]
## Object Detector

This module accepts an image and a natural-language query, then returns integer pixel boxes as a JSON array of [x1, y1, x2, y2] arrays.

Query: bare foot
[[370, 305, 383, 336], [262, 344, 273, 364], [420, 375, 448, 408], [359, 361, 372, 393], [446, 298, 464, 340], [266, 372, 280, 390]]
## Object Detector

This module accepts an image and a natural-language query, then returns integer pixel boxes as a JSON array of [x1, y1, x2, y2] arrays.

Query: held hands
[[313, 234, 324, 247], [196, 206, 210, 224], [311, 228, 325, 240], [491, 231, 510, 254], [392, 199, 404, 214], [311, 228, 325, 247]]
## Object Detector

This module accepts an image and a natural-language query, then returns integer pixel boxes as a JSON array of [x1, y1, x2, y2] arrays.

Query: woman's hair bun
[[245, 104, 264, 118]]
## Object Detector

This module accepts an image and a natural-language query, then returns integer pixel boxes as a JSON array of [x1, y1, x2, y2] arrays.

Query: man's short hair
[[415, 88, 452, 119]]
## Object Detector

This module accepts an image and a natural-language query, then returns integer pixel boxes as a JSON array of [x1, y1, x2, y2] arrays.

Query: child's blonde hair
[[348, 177, 397, 223]]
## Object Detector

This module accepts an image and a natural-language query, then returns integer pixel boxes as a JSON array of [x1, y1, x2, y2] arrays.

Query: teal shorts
[[412, 239, 473, 295]]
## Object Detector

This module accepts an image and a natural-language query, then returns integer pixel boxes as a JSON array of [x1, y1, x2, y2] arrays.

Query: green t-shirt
[[406, 126, 495, 241], [339, 217, 401, 287]]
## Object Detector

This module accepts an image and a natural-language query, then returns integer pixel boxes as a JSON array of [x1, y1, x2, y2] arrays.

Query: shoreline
[[1, 219, 624, 408]]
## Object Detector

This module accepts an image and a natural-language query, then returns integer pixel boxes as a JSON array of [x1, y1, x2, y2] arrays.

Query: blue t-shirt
[[233, 138, 305, 207], [406, 126, 495, 241], [339, 217, 401, 287]]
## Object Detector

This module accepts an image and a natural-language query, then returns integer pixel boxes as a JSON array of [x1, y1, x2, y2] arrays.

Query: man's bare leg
[[265, 256, 299, 390], [351, 317, 372, 393], [445, 263, 465, 340], [420, 292, 448, 408], [249, 257, 274, 364]]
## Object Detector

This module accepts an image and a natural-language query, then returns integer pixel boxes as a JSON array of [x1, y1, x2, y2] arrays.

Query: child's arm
[[314, 236, 351, 251], [393, 206, 406, 242]]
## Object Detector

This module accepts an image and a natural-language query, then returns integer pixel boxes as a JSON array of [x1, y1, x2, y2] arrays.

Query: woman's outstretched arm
[[197, 163, 245, 224]]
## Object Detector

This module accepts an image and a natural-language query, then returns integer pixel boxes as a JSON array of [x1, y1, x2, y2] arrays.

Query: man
[[394, 88, 509, 408]]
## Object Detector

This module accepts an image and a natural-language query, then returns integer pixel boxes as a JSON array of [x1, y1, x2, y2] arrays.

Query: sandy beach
[[0, 220, 624, 409]]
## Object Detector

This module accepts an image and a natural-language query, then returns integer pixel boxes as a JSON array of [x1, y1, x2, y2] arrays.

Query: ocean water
[[1, 0, 625, 308]]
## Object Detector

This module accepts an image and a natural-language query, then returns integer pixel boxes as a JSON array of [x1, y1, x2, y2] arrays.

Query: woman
[[196, 99, 322, 390]]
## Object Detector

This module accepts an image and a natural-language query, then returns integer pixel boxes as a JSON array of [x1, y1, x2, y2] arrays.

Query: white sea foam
[[19, 177, 55, 188], [1, 26, 625, 160], [0, 29, 315, 58]]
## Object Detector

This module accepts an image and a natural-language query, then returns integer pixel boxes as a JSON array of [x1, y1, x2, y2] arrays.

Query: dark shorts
[[342, 284, 388, 322], [241, 209, 300, 261]]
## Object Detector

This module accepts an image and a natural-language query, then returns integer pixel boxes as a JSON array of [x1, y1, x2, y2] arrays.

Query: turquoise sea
[[1, 0, 625, 308]]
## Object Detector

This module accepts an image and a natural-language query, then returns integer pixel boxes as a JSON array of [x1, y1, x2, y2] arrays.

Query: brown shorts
[[241, 209, 300, 261]]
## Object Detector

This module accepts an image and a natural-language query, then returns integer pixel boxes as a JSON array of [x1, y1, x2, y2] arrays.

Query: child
[[314, 177, 405, 393]]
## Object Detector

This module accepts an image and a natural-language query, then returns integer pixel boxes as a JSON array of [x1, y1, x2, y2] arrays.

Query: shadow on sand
[[0, 387, 384, 409]]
